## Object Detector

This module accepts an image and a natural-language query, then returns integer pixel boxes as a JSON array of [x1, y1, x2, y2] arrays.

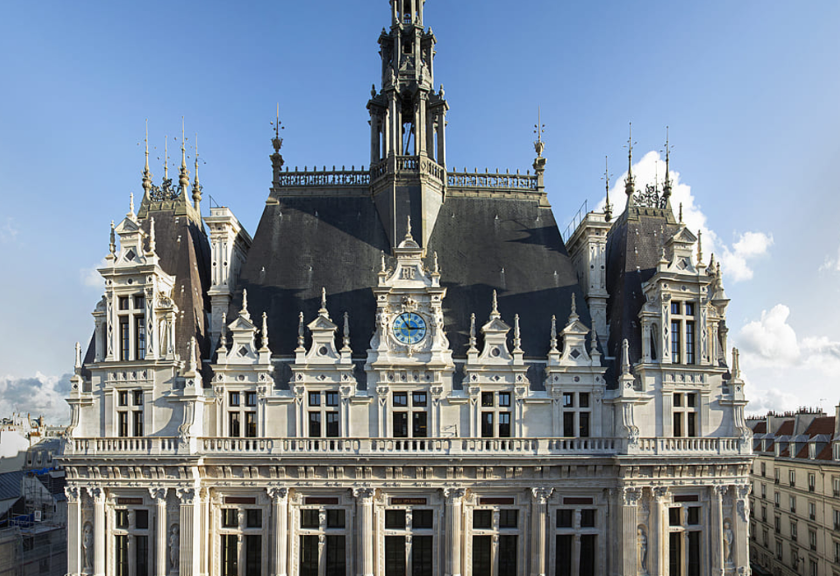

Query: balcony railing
[[63, 436, 749, 458]]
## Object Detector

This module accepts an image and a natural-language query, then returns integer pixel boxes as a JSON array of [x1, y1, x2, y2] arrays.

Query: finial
[[491, 290, 499, 315], [192, 133, 202, 212], [697, 230, 703, 264], [179, 118, 190, 192], [663, 126, 673, 199], [590, 324, 598, 353], [240, 289, 249, 319], [621, 338, 630, 376], [148, 217, 156, 254], [660, 246, 667, 263], [469, 313, 477, 351], [380, 251, 386, 273], [74, 342, 82, 369], [533, 107, 545, 157], [433, 251, 439, 274], [129, 192, 135, 217], [679, 202, 683, 224], [343, 312, 351, 349], [297, 311, 305, 349], [549, 315, 558, 351], [163, 136, 169, 181], [271, 104, 284, 153], [513, 314, 522, 351], [405, 215, 412, 239], [142, 119, 152, 193], [603, 156, 613, 222], [261, 312, 269, 350], [109, 220, 116, 257], [624, 123, 636, 196], [732, 347, 741, 379], [570, 292, 577, 317], [320, 287, 328, 314], [187, 337, 198, 374], [219, 313, 228, 352]]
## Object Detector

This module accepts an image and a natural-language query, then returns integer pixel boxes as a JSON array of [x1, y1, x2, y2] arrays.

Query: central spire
[[368, 0, 449, 252]]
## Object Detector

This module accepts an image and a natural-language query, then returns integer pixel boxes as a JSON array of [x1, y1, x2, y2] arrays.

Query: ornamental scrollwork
[[633, 184, 667, 209]]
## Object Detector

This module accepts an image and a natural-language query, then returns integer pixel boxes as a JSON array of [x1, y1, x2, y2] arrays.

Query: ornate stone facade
[[59, 2, 752, 575]]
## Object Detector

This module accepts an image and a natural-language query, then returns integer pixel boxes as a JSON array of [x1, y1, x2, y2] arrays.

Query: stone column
[[444, 488, 465, 576], [733, 485, 751, 573], [65, 486, 82, 576], [530, 488, 552, 576], [354, 487, 375, 576], [177, 487, 200, 576], [269, 486, 289, 576], [437, 111, 446, 168], [650, 487, 670, 576], [710, 486, 726, 576], [91, 487, 106, 576], [620, 487, 641, 576], [149, 487, 168, 576]]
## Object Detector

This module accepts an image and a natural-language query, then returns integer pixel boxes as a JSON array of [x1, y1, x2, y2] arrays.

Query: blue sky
[[1, 0, 839, 423]]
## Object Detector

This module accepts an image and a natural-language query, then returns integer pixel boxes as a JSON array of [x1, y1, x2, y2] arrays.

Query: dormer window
[[118, 294, 146, 361], [670, 301, 696, 365]]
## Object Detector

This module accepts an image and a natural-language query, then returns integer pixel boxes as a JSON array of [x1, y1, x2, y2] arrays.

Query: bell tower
[[368, 0, 449, 251]]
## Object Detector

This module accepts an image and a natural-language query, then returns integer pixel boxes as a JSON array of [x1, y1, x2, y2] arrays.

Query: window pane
[[556, 509, 573, 528], [499, 392, 511, 407], [556, 534, 573, 576], [688, 531, 701, 576], [116, 509, 129, 529], [135, 316, 146, 360], [685, 302, 694, 316], [673, 412, 683, 437], [119, 296, 129, 311], [308, 412, 321, 437], [412, 535, 433, 576], [133, 390, 143, 406], [308, 392, 320, 406], [481, 412, 494, 438], [326, 391, 339, 407], [135, 510, 149, 530], [580, 534, 597, 576], [472, 536, 492, 576], [579, 393, 590, 408], [412, 411, 428, 438], [687, 413, 696, 437], [393, 412, 408, 437], [686, 321, 695, 364], [325, 535, 346, 576], [562, 393, 574, 408], [300, 509, 319, 529], [481, 392, 494, 407], [563, 412, 574, 437], [687, 506, 700, 525], [672, 320, 681, 363], [669, 532, 682, 576], [116, 534, 128, 576], [222, 534, 238, 576], [499, 412, 511, 438], [119, 412, 129, 437], [135, 535, 149, 576], [326, 412, 340, 438], [669, 508, 681, 527], [247, 509, 262, 528], [498, 535, 517, 576], [120, 318, 130, 361], [229, 412, 241, 437], [222, 509, 239, 528], [246, 392, 257, 407], [327, 509, 345, 529], [133, 411, 144, 437], [393, 392, 407, 407], [473, 510, 492, 529], [413, 509, 433, 529], [300, 535, 318, 576], [119, 391, 128, 406], [385, 536, 406, 576], [245, 412, 257, 438], [412, 392, 427, 407], [671, 302, 680, 315], [579, 412, 590, 438], [134, 295, 145, 310], [499, 509, 518, 528], [245, 534, 261, 576], [385, 510, 406, 529], [230, 392, 240, 406], [580, 509, 596, 528]]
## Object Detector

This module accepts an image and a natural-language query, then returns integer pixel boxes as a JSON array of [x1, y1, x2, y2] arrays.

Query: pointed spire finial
[[663, 126, 673, 199], [240, 289, 250, 319], [513, 314, 522, 351], [142, 119, 152, 193], [261, 312, 269, 351], [405, 215, 412, 239], [571, 292, 577, 317], [192, 133, 202, 212], [590, 324, 598, 354], [297, 311, 305, 349], [679, 202, 683, 224], [109, 221, 116, 257], [697, 230, 703, 264], [603, 156, 613, 222], [625, 122, 636, 197], [271, 103, 284, 153], [343, 312, 351, 350], [320, 287, 328, 315], [74, 342, 82, 369], [129, 192, 135, 217], [188, 336, 198, 374], [148, 217, 156, 254], [433, 251, 439, 274], [179, 117, 190, 192], [491, 290, 499, 316], [549, 315, 558, 351], [469, 313, 477, 351], [219, 312, 228, 352], [534, 107, 546, 157], [621, 338, 631, 376]]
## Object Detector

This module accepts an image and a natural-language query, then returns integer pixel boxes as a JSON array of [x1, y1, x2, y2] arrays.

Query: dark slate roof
[[234, 192, 591, 362], [805, 416, 835, 436], [776, 421, 795, 436], [604, 202, 680, 385], [752, 421, 767, 434], [0, 471, 25, 501], [138, 210, 212, 363]]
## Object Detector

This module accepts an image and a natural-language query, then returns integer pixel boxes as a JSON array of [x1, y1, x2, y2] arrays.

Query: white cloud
[[744, 385, 800, 416], [0, 217, 19, 244], [598, 150, 772, 283], [819, 242, 840, 272], [80, 258, 109, 289], [0, 372, 72, 425]]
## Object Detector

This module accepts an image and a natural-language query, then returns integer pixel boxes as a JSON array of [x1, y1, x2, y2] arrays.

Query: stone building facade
[[748, 408, 840, 576], [59, 2, 752, 575]]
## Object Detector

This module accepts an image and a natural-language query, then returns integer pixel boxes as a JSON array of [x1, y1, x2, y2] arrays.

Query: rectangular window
[[790, 495, 796, 513], [300, 509, 319, 529], [135, 316, 146, 360], [116, 509, 129, 529], [119, 296, 129, 311], [325, 535, 346, 576], [326, 391, 339, 407], [557, 509, 573, 528], [498, 535, 517, 576], [230, 392, 240, 407], [326, 412, 340, 438], [685, 321, 695, 364], [671, 302, 680, 315], [245, 535, 261, 576], [229, 412, 241, 437], [245, 412, 257, 438], [580, 509, 596, 528], [563, 393, 574, 408], [499, 412, 511, 438], [834, 509, 840, 530], [556, 534, 573, 576], [580, 534, 596, 576], [133, 390, 143, 406], [300, 535, 318, 576], [810, 529, 817, 550], [134, 295, 145, 310], [115, 534, 129, 576], [133, 411, 144, 437], [563, 412, 575, 437], [472, 535, 492, 576], [308, 392, 320, 407], [222, 534, 238, 576], [499, 509, 518, 529], [579, 412, 591, 437], [687, 507, 700, 525], [308, 412, 321, 437], [789, 470, 795, 486], [385, 535, 406, 576], [135, 535, 149, 576], [481, 412, 494, 438], [119, 391, 129, 406], [669, 532, 683, 576], [412, 411, 427, 437], [809, 502, 816, 520], [413, 509, 433, 529], [473, 510, 492, 529], [687, 412, 696, 437], [120, 317, 130, 361], [246, 392, 257, 407], [222, 508, 239, 528], [481, 392, 494, 407], [499, 392, 511, 407], [246, 509, 262, 529], [393, 392, 407, 407], [412, 391, 427, 407], [673, 411, 683, 437], [412, 535, 433, 576], [327, 509, 345, 529], [669, 508, 682, 527], [135, 510, 149, 530], [118, 411, 129, 437], [671, 320, 681, 363], [385, 510, 407, 529], [809, 473, 816, 492], [393, 412, 408, 437]]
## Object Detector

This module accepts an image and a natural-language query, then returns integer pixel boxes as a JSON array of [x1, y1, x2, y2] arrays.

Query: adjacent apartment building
[[748, 407, 840, 576]]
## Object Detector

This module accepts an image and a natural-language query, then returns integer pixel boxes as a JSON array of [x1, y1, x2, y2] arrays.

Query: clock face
[[392, 312, 427, 345]]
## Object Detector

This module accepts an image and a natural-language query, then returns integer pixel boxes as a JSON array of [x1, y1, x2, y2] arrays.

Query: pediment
[[670, 227, 697, 245], [115, 217, 141, 235], [308, 315, 337, 332], [228, 316, 256, 332], [482, 317, 511, 334]]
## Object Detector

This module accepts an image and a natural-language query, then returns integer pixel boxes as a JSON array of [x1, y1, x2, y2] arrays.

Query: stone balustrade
[[64, 436, 749, 458]]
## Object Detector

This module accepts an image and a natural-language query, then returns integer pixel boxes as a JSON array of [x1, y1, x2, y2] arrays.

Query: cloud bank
[[0, 373, 72, 425]]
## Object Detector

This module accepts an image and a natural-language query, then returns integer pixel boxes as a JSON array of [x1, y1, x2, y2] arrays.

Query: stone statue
[[82, 523, 93, 571], [723, 520, 734, 564], [637, 527, 648, 573], [169, 525, 180, 569]]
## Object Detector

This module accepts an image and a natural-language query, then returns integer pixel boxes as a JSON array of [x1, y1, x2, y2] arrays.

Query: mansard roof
[[604, 206, 681, 376], [232, 191, 590, 359]]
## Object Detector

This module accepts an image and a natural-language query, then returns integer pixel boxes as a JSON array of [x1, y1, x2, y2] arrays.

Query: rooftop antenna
[[624, 122, 637, 197], [534, 107, 545, 157], [602, 156, 613, 222]]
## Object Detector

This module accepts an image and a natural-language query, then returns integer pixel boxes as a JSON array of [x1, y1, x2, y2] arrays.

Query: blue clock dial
[[392, 312, 427, 345]]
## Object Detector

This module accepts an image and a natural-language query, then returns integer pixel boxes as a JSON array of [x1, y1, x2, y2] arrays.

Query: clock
[[392, 312, 427, 345]]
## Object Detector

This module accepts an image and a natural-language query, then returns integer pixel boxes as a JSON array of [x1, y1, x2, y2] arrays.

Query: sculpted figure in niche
[[637, 526, 648, 573], [723, 519, 734, 564], [82, 523, 93, 572], [169, 525, 180, 569]]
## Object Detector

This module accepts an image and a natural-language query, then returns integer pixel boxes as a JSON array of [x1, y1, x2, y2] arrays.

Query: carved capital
[[714, 485, 729, 499], [267, 486, 289, 502], [443, 487, 466, 503], [88, 486, 106, 503], [622, 487, 642, 507], [64, 485, 82, 503], [149, 486, 168, 502], [353, 487, 375, 501], [176, 487, 196, 505], [652, 487, 670, 502], [531, 487, 554, 503]]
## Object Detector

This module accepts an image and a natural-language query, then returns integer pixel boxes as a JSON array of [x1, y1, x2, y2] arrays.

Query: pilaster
[[177, 486, 201, 576], [530, 487, 553, 576], [91, 487, 106, 576], [444, 488, 465, 576], [354, 487, 375, 576], [66, 486, 82, 576], [620, 487, 642, 576], [150, 487, 168, 576], [269, 486, 289, 576]]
